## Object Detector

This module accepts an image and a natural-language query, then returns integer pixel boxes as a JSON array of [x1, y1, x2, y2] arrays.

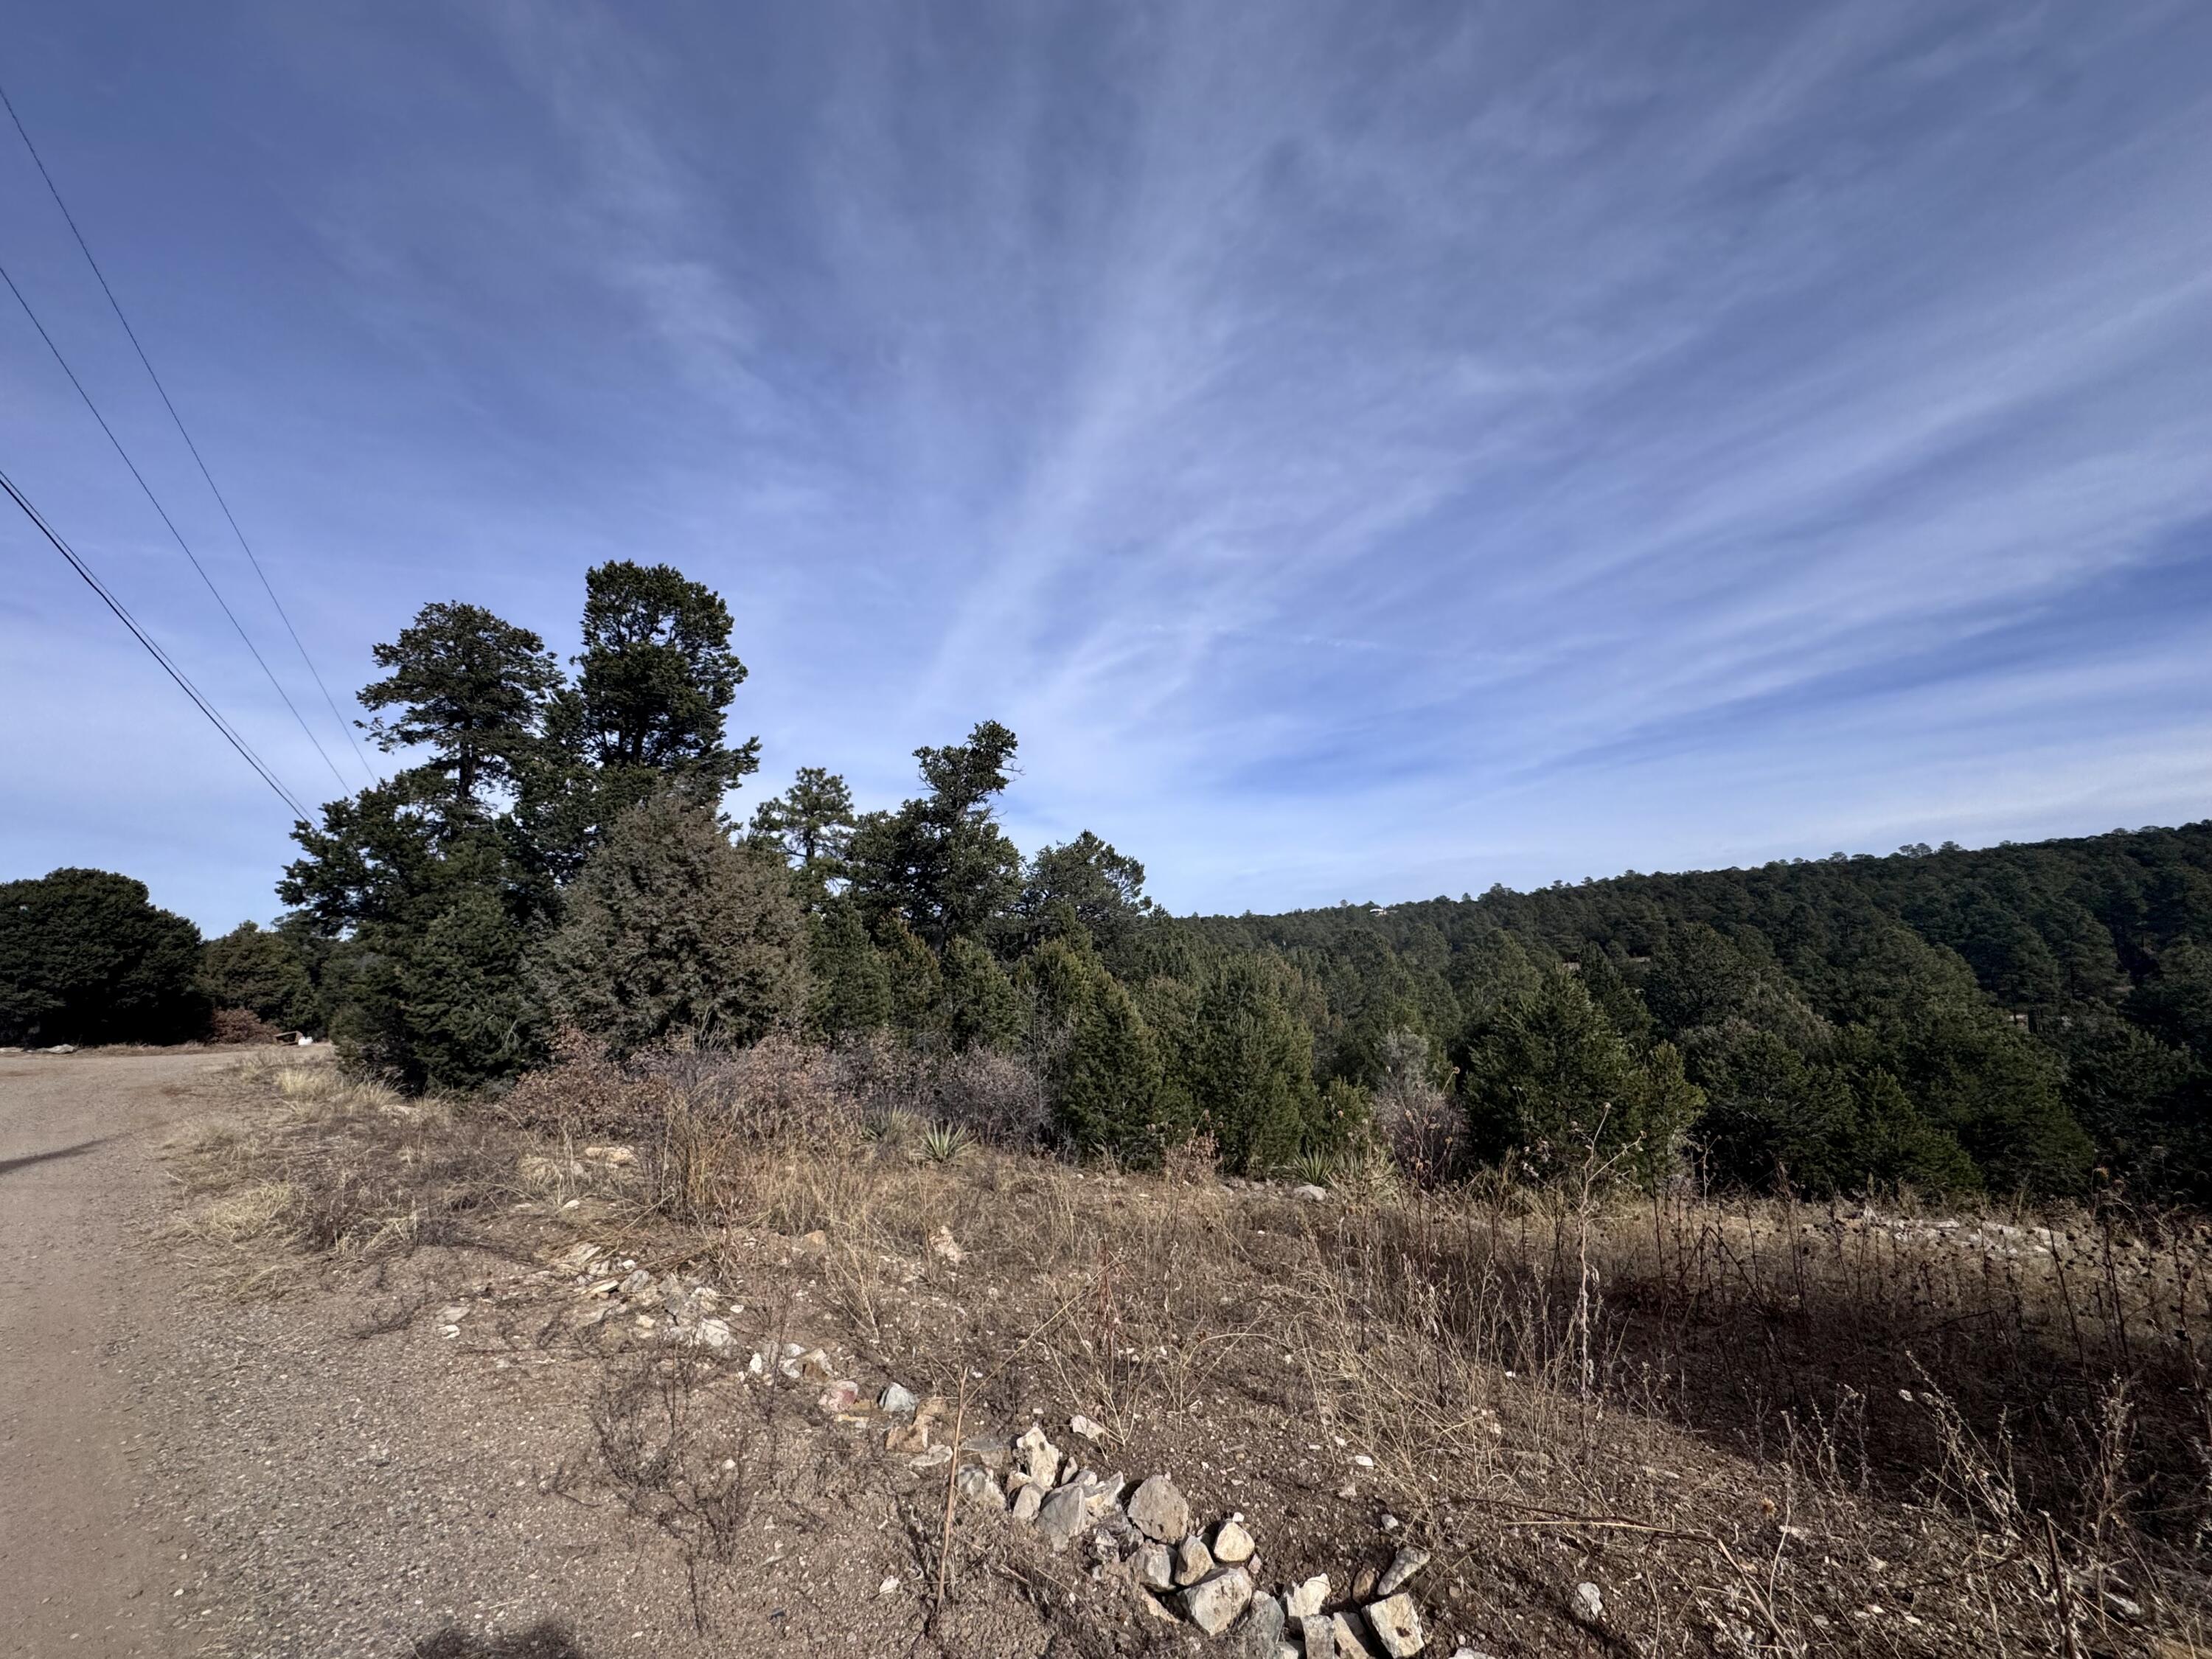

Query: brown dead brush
[[175, 1042, 2212, 1656]]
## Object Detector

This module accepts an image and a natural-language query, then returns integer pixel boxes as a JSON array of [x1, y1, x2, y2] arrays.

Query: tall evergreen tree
[[1178, 956, 1322, 1172], [531, 562, 761, 871], [805, 897, 892, 1040], [1460, 968, 1703, 1184], [749, 767, 859, 899], [846, 721, 1023, 950], [941, 934, 1024, 1051], [1015, 832, 1154, 957], [357, 602, 560, 804]]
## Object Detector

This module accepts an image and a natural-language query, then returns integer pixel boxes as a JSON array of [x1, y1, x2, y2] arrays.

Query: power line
[[1, 462, 311, 821], [0, 254, 355, 795], [0, 75, 379, 788]]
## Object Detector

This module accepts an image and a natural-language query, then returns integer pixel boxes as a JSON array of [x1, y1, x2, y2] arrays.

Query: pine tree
[[1459, 968, 1703, 1184], [1182, 956, 1321, 1172], [805, 898, 891, 1040], [397, 887, 540, 1090], [358, 602, 560, 804], [942, 934, 1023, 1051], [846, 722, 1023, 950], [0, 869, 205, 1046], [541, 793, 808, 1056], [877, 919, 945, 1038], [198, 921, 319, 1031]]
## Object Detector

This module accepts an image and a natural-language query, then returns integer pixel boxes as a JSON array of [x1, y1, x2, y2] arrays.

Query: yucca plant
[[1329, 1143, 1402, 1204], [1287, 1150, 1335, 1187], [920, 1122, 973, 1165], [861, 1107, 919, 1149]]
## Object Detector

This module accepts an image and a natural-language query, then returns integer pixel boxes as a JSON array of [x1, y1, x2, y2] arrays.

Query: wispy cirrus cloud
[[1, 0, 2206, 929]]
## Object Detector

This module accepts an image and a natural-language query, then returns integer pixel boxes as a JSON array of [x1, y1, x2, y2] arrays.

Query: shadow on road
[[0, 1137, 115, 1180], [409, 1624, 594, 1659]]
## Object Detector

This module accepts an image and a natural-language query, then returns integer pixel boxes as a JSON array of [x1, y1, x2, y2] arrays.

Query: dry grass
[[173, 1046, 2212, 1658]]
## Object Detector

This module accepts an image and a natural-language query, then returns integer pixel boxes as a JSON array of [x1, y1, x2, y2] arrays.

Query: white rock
[[1016, 1424, 1062, 1488], [1134, 1540, 1175, 1590], [1365, 1593, 1425, 1656], [1011, 1482, 1043, 1523], [1573, 1582, 1604, 1624], [1214, 1515, 1256, 1564], [1038, 1481, 1091, 1549], [1293, 1183, 1329, 1202], [1182, 1567, 1254, 1636], [1128, 1473, 1192, 1542], [956, 1465, 1004, 1509], [1285, 1575, 1331, 1618], [1301, 1615, 1338, 1658], [1240, 1591, 1286, 1659], [1376, 1547, 1429, 1596], [1332, 1612, 1378, 1657], [880, 1382, 920, 1416], [1070, 1413, 1107, 1441], [1175, 1535, 1217, 1586]]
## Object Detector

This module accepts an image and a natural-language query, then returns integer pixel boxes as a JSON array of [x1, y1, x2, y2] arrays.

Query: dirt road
[[0, 1048, 266, 1658]]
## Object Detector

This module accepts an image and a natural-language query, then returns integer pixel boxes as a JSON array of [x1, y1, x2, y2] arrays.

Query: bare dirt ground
[[0, 1048, 253, 1658]]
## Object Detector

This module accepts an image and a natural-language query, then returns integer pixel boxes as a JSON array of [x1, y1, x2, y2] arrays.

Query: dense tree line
[[248, 561, 1343, 1172], [10, 556, 2205, 1203], [1195, 826, 2212, 1201]]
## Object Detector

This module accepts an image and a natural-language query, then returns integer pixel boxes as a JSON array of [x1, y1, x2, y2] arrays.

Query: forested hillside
[[19, 554, 2202, 1208], [1194, 825, 2212, 1201]]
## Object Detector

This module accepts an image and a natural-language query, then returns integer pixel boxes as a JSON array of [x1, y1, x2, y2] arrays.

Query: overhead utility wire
[[0, 75, 378, 787], [0, 256, 352, 795], [0, 462, 310, 821]]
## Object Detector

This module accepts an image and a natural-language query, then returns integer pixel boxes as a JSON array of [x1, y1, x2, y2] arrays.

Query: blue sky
[[3, 1, 2209, 935]]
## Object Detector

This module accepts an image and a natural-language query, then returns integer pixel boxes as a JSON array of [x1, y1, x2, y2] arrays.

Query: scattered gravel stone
[[1376, 1547, 1430, 1596], [1573, 1581, 1604, 1624], [1128, 1473, 1192, 1543], [1364, 1592, 1425, 1656], [816, 1380, 860, 1413], [1069, 1413, 1107, 1441], [1181, 1566, 1254, 1636]]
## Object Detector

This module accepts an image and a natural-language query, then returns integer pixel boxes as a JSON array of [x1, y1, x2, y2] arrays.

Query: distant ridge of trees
[[1192, 821, 2212, 1202]]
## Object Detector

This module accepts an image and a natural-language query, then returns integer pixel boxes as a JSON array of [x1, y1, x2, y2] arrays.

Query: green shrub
[[542, 793, 808, 1057]]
